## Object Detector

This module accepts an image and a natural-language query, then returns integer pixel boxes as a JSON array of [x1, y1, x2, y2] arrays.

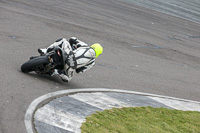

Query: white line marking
[[149, 96, 200, 111], [69, 92, 133, 110], [34, 104, 84, 133]]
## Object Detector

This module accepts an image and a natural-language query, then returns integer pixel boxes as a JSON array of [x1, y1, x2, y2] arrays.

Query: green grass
[[81, 106, 200, 133]]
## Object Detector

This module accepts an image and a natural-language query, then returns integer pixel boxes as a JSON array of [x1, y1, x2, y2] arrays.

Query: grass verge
[[81, 106, 200, 133]]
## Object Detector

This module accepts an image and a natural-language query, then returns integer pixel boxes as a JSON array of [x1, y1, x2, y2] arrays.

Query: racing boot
[[50, 69, 69, 82], [60, 74, 69, 82], [38, 48, 47, 55]]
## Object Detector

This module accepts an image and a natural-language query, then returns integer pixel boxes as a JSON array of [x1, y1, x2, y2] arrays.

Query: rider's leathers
[[46, 38, 95, 82]]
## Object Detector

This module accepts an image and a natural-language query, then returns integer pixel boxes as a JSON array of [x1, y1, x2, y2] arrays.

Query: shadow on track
[[19, 70, 82, 89]]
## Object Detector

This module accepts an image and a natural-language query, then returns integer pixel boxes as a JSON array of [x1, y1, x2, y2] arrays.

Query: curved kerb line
[[24, 88, 200, 133]]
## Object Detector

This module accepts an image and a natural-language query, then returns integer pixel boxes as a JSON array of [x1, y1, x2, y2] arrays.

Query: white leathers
[[74, 46, 95, 69], [47, 38, 72, 54], [46, 38, 96, 82]]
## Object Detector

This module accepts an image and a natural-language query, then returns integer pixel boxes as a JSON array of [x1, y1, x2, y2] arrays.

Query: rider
[[38, 37, 103, 82]]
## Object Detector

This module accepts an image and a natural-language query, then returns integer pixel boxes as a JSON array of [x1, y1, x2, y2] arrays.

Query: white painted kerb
[[25, 88, 200, 133]]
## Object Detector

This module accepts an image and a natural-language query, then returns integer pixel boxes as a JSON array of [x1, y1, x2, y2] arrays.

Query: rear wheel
[[21, 56, 50, 73]]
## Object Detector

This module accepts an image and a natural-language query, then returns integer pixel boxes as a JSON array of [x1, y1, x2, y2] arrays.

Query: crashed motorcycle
[[21, 46, 67, 75]]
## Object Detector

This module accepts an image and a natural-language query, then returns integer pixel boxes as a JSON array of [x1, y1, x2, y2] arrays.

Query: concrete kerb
[[24, 88, 200, 133]]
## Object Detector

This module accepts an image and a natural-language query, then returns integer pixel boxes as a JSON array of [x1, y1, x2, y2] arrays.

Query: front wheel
[[21, 56, 50, 73]]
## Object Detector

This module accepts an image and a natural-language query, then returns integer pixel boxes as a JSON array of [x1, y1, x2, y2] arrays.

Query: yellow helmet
[[90, 43, 103, 58]]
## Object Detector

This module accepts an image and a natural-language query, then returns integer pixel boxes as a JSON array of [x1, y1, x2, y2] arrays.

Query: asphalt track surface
[[0, 0, 200, 132]]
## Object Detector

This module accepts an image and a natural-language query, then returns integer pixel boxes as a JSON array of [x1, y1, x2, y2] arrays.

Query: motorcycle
[[21, 46, 66, 75]]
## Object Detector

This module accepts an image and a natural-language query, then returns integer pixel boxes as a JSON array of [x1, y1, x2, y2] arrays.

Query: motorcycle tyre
[[21, 56, 50, 73]]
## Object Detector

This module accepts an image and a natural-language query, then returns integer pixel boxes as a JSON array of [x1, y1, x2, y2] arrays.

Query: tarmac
[[24, 88, 200, 133], [1, 0, 200, 132]]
